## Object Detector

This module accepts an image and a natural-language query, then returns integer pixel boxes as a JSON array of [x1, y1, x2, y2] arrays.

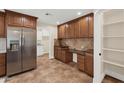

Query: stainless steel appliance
[[7, 27, 36, 76]]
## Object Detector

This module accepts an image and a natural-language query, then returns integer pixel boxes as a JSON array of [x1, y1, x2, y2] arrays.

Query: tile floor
[[6, 54, 123, 83]]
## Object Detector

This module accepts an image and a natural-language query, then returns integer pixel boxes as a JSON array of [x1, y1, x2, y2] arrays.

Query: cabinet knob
[[99, 53, 101, 56]]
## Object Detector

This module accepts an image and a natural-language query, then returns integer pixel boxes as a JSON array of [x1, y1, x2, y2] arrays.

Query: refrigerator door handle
[[20, 34, 22, 47], [22, 34, 25, 46]]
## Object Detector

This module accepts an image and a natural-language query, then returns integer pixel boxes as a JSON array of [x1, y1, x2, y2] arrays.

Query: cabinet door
[[58, 25, 66, 39], [61, 25, 66, 39], [0, 54, 5, 65], [77, 54, 85, 71], [6, 11, 23, 27], [65, 23, 71, 39], [79, 16, 89, 38], [0, 53, 5, 76], [58, 25, 63, 39], [57, 48, 62, 60], [74, 19, 80, 38], [0, 12, 5, 37], [69, 22, 75, 38], [23, 16, 37, 29], [88, 14, 94, 37], [65, 23, 71, 38], [61, 50, 66, 62], [84, 53, 93, 77], [58, 26, 61, 39]]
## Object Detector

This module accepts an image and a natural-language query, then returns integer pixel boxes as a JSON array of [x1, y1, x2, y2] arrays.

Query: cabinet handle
[[99, 53, 101, 56]]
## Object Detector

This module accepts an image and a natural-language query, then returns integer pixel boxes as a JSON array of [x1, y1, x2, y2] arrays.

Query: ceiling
[[10, 9, 93, 26]]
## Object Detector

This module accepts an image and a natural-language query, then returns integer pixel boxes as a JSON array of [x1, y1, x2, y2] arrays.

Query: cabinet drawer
[[0, 54, 5, 65], [0, 66, 5, 76]]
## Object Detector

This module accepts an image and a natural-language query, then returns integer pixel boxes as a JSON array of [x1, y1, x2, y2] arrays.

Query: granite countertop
[[0, 49, 6, 53], [69, 49, 85, 55], [54, 46, 93, 55], [69, 49, 93, 55]]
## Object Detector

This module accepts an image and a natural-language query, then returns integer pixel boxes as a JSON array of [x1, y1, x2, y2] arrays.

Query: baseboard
[[0, 77, 6, 83], [49, 57, 54, 59], [93, 73, 105, 83], [105, 70, 124, 81]]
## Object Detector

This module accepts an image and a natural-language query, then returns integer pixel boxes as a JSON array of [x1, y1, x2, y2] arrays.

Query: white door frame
[[93, 10, 105, 83]]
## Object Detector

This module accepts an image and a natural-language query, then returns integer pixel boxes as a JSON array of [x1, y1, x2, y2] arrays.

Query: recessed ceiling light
[[77, 12, 82, 15], [56, 22, 60, 25], [45, 13, 52, 16]]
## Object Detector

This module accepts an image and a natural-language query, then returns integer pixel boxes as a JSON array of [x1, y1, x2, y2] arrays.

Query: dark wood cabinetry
[[77, 52, 93, 77], [5, 10, 37, 29], [58, 24, 66, 39], [69, 21, 75, 38], [23, 15, 37, 29], [54, 46, 72, 63], [79, 16, 89, 38], [84, 53, 93, 77], [88, 14, 94, 37], [6, 11, 23, 27], [57, 13, 94, 39], [77, 54, 85, 71], [0, 53, 6, 76], [0, 12, 5, 37], [74, 19, 80, 38]]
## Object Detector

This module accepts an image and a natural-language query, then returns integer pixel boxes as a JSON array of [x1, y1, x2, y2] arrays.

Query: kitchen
[[0, 9, 123, 83], [54, 13, 94, 77]]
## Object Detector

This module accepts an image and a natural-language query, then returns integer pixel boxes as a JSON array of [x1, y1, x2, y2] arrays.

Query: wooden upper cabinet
[[58, 25, 63, 39], [79, 16, 89, 38], [65, 23, 71, 38], [0, 12, 5, 37], [58, 24, 66, 39], [69, 21, 75, 38], [88, 14, 94, 37], [61, 24, 66, 38], [23, 15, 37, 29], [57, 13, 94, 39], [6, 11, 23, 27], [5, 10, 37, 29], [74, 19, 80, 38], [58, 26, 61, 39]]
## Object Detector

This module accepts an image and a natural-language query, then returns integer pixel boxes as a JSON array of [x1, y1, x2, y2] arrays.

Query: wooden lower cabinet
[[54, 46, 72, 63], [84, 53, 93, 77], [77, 54, 85, 71], [77, 53, 93, 77], [0, 53, 6, 76]]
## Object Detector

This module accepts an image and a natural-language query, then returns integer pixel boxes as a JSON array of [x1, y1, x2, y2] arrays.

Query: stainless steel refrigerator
[[7, 27, 37, 76]]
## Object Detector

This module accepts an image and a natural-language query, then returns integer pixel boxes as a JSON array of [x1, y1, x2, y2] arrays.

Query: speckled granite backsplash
[[61, 38, 93, 50]]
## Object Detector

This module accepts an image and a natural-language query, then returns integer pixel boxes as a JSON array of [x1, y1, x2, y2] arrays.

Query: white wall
[[37, 24, 57, 58]]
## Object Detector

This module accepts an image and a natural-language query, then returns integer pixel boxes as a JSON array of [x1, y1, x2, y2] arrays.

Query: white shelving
[[103, 60, 124, 68], [104, 21, 124, 26], [102, 10, 124, 81], [103, 36, 124, 38], [103, 48, 124, 53]]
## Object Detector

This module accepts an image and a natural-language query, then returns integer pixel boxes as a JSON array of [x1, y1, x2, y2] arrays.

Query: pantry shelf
[[103, 60, 124, 68]]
